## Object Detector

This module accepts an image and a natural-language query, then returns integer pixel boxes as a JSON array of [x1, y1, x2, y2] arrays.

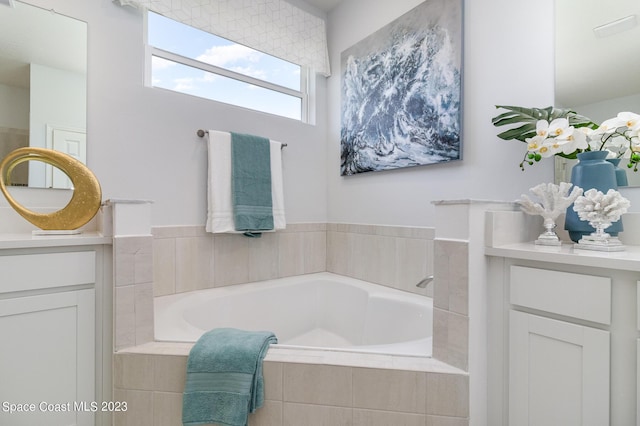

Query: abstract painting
[[340, 0, 463, 175]]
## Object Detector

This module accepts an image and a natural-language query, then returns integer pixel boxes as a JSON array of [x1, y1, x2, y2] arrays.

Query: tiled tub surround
[[152, 223, 328, 296], [113, 223, 471, 425], [114, 344, 469, 426], [432, 239, 469, 371], [114, 235, 155, 350], [114, 223, 437, 350], [152, 223, 435, 296]]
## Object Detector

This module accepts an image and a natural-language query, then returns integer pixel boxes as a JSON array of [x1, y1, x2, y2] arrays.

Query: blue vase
[[606, 158, 629, 187], [565, 151, 622, 242]]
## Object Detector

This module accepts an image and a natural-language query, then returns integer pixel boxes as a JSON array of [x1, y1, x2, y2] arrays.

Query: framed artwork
[[340, 0, 463, 176]]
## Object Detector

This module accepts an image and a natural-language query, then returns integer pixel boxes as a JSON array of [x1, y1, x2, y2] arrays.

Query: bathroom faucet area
[[416, 275, 434, 288]]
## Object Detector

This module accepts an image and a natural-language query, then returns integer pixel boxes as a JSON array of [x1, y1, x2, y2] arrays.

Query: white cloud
[[174, 77, 196, 91], [200, 72, 219, 83], [197, 44, 263, 68], [230, 66, 267, 80]]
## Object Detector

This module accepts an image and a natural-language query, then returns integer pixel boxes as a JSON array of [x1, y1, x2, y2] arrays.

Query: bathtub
[[154, 272, 433, 357]]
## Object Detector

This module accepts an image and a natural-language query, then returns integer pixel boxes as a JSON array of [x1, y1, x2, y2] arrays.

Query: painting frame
[[340, 0, 463, 176]]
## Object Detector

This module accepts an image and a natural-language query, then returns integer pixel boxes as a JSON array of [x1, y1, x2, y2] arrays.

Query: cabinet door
[[509, 310, 610, 426], [0, 289, 95, 426]]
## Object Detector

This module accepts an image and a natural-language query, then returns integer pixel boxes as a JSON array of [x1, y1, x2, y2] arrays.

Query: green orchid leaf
[[496, 123, 536, 142], [492, 105, 598, 142]]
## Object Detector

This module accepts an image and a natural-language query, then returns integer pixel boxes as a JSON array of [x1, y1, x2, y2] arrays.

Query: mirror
[[0, 1, 86, 189], [554, 0, 640, 186]]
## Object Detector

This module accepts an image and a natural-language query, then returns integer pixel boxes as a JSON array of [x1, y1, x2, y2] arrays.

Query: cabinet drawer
[[510, 266, 611, 324], [0, 251, 96, 294]]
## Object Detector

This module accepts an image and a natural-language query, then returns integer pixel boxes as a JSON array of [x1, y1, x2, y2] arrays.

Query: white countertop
[[0, 231, 111, 250], [485, 242, 640, 272]]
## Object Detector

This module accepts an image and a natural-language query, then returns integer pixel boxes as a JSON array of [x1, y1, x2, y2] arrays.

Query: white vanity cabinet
[[486, 244, 640, 426], [508, 266, 611, 426], [0, 237, 110, 426]]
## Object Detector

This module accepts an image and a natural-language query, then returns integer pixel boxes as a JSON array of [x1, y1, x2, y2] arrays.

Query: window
[[145, 12, 309, 122]]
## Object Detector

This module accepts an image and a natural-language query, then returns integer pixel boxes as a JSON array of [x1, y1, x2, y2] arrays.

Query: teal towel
[[231, 132, 274, 236], [182, 328, 277, 426]]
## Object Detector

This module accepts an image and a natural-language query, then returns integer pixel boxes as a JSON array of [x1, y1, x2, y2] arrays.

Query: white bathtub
[[154, 272, 433, 357]]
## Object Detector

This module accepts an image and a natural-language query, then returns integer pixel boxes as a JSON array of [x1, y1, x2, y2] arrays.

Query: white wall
[[5, 0, 328, 226], [9, 0, 638, 228], [29, 63, 86, 147], [0, 83, 28, 129], [574, 92, 640, 123], [28, 63, 86, 187], [326, 0, 556, 226]]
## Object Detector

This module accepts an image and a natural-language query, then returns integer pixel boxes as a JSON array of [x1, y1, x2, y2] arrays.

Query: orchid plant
[[492, 105, 640, 171]]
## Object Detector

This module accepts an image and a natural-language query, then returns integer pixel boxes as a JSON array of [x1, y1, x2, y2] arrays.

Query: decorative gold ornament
[[0, 147, 102, 230]]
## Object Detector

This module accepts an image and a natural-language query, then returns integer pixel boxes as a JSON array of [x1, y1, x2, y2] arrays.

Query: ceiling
[[555, 0, 640, 107]]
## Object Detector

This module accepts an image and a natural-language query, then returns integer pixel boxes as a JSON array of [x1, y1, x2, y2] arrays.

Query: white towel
[[205, 130, 286, 233], [270, 140, 286, 230]]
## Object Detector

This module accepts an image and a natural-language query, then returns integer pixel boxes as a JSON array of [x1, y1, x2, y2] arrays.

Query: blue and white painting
[[340, 0, 462, 176]]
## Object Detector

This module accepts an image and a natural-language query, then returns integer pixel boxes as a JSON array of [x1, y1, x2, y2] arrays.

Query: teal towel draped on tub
[[231, 132, 273, 236], [182, 328, 277, 426]]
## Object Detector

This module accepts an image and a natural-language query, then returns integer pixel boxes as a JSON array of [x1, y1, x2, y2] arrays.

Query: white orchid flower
[[605, 134, 628, 148], [559, 129, 588, 154], [525, 135, 558, 158], [493, 105, 640, 171], [617, 112, 640, 131], [571, 127, 589, 149], [576, 126, 595, 137], [535, 120, 550, 137], [526, 135, 546, 152], [598, 116, 626, 134], [538, 140, 561, 157], [548, 118, 571, 138]]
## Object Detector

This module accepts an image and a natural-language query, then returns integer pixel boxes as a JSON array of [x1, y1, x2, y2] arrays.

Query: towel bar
[[197, 130, 287, 148]]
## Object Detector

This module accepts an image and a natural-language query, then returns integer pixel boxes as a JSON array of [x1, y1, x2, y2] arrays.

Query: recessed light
[[593, 15, 638, 38]]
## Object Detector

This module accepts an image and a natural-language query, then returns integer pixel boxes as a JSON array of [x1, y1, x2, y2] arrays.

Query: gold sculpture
[[0, 147, 102, 231]]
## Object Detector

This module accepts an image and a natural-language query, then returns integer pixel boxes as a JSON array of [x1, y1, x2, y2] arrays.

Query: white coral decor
[[518, 182, 583, 220], [517, 182, 583, 245], [572, 188, 630, 230]]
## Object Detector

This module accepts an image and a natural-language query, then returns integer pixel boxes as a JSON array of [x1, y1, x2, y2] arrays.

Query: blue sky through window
[[147, 12, 303, 120]]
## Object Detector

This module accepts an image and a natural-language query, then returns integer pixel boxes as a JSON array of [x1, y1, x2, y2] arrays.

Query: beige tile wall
[[152, 223, 327, 296], [327, 223, 435, 295], [112, 224, 473, 425], [113, 353, 469, 426], [151, 223, 434, 297], [114, 236, 154, 350], [432, 239, 469, 371], [114, 223, 436, 350]]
